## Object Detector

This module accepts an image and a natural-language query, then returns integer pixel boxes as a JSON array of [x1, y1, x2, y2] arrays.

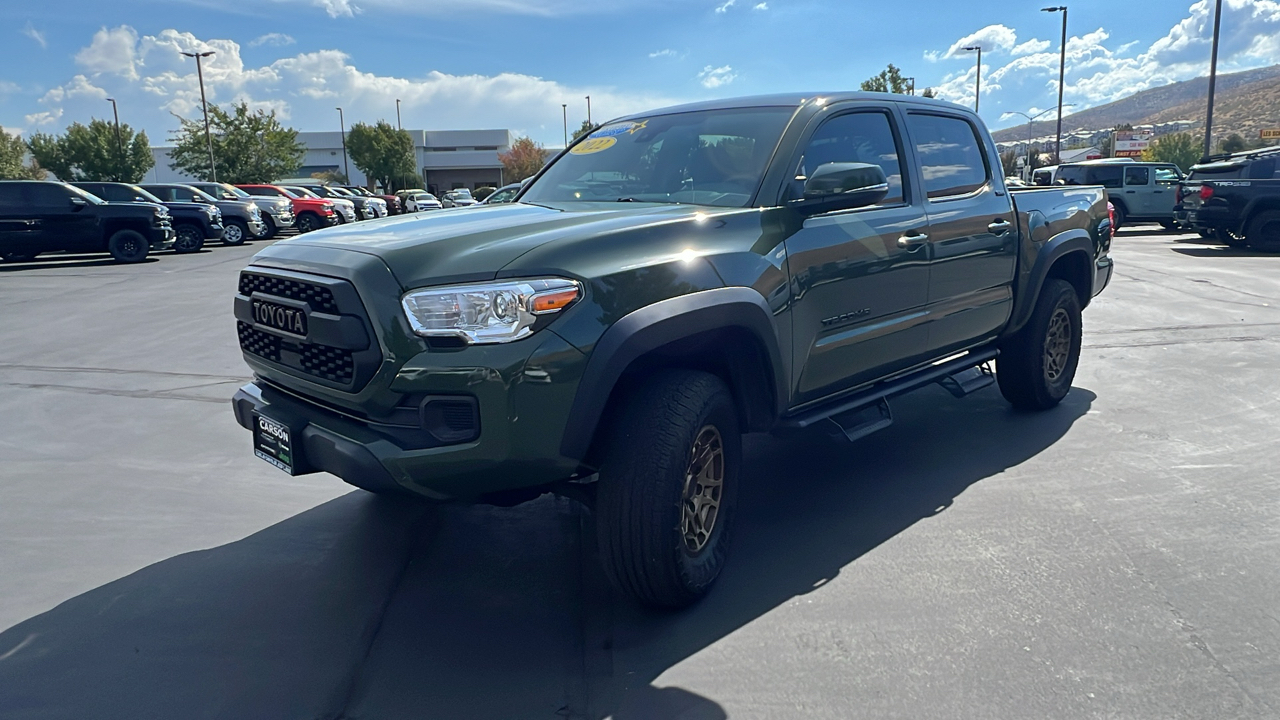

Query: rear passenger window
[[906, 113, 990, 199], [28, 184, 71, 208], [0, 184, 21, 209], [1087, 166, 1123, 189], [1248, 158, 1277, 179], [1124, 167, 1150, 185], [1154, 167, 1181, 184], [795, 111, 905, 205]]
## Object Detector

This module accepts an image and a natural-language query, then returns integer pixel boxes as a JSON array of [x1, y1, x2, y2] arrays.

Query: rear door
[[0, 183, 44, 250], [783, 103, 931, 405], [903, 111, 1017, 355], [1121, 165, 1154, 216], [1151, 165, 1181, 216]]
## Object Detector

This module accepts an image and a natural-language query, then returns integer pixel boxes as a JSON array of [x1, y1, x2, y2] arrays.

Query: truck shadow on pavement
[[0, 385, 1093, 720]]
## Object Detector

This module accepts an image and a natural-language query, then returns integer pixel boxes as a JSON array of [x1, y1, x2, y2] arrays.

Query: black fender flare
[[558, 287, 788, 460], [1006, 229, 1095, 336]]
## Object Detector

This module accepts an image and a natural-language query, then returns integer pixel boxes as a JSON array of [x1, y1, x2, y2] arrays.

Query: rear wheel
[[1159, 220, 1178, 232], [1110, 202, 1127, 231], [296, 212, 321, 233], [1245, 210, 1280, 252], [997, 279, 1082, 411], [107, 229, 149, 264], [173, 224, 205, 253], [595, 369, 741, 608], [1213, 227, 1247, 248], [222, 219, 249, 245]]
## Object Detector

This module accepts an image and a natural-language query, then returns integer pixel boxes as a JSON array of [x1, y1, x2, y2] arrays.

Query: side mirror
[[69, 196, 87, 211], [792, 162, 889, 214]]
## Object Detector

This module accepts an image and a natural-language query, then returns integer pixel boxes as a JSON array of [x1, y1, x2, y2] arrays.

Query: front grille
[[239, 273, 338, 313], [299, 344, 355, 384], [237, 322, 281, 362]]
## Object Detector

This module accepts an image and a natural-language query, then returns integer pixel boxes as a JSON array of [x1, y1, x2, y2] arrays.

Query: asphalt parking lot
[[1, 227, 1278, 720]]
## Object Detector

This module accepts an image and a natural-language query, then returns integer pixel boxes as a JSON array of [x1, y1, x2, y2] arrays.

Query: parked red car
[[236, 184, 336, 233]]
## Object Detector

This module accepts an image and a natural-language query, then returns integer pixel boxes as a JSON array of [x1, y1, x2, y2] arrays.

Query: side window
[[794, 111, 905, 205], [1088, 166, 1123, 189], [1248, 158, 1277, 179], [906, 113, 989, 199], [0, 184, 22, 209], [28, 184, 72, 209], [1154, 167, 1181, 185], [1124, 167, 1150, 186], [149, 187, 175, 201], [171, 187, 198, 202]]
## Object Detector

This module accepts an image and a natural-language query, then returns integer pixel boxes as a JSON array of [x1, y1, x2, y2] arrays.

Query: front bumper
[[149, 226, 175, 250], [248, 219, 268, 236], [206, 222, 226, 240], [269, 211, 295, 228]]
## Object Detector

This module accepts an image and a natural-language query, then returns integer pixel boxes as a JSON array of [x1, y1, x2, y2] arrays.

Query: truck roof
[[608, 92, 973, 123]]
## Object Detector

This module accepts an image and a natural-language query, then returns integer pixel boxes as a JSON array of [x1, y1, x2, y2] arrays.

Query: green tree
[[1141, 132, 1202, 173], [1220, 133, 1248, 154], [26, 119, 153, 182], [0, 127, 45, 180], [169, 102, 305, 183], [572, 120, 594, 141], [860, 64, 910, 94], [499, 136, 548, 183], [345, 120, 415, 191]]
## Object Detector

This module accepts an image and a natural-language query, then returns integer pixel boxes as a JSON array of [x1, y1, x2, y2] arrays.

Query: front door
[[1122, 165, 1154, 217], [902, 111, 1017, 356], [1152, 165, 1181, 217], [27, 183, 98, 253], [783, 104, 931, 406]]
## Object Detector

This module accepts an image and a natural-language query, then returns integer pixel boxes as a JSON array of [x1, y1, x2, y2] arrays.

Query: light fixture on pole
[[585, 95, 592, 125], [106, 97, 124, 182], [396, 98, 402, 131], [179, 50, 217, 182], [1042, 6, 1068, 163], [336, 107, 350, 182], [962, 46, 982, 112], [1002, 105, 1072, 180], [906, 77, 916, 96], [1203, 0, 1224, 160], [562, 104, 568, 146]]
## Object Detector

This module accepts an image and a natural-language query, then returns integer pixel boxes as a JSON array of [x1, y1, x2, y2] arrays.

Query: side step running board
[[778, 346, 999, 432], [826, 398, 893, 443]]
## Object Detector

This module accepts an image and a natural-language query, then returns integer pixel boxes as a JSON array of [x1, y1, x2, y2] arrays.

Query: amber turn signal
[[530, 287, 580, 314]]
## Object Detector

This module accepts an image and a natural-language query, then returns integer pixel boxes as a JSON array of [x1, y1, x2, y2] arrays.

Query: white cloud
[[250, 33, 296, 48], [715, 0, 735, 13], [753, 2, 768, 9], [943, 24, 1018, 58], [1012, 38, 1050, 55], [698, 65, 736, 88], [649, 48, 678, 58], [923, 50, 941, 63], [23, 22, 47, 49], [75, 26, 139, 80], [311, 0, 358, 16], [24, 110, 62, 128]]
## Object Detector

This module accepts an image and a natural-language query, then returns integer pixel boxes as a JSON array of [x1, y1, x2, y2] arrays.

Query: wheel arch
[[1006, 230, 1095, 337], [559, 287, 788, 464]]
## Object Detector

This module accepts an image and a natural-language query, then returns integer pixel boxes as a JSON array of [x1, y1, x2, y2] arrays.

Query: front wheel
[[1110, 202, 1127, 231], [1159, 220, 1178, 232], [1213, 227, 1247, 248], [997, 279, 1082, 411], [107, 229, 150, 264], [222, 219, 249, 245], [595, 370, 741, 608], [296, 213, 321, 233], [259, 214, 277, 238], [173, 224, 205, 253], [1246, 210, 1280, 252]]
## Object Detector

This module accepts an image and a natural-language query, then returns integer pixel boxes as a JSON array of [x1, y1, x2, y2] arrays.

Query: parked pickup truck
[[73, 182, 223, 254], [1, 180, 174, 263], [1175, 147, 1280, 251], [230, 93, 1113, 607], [140, 183, 263, 246]]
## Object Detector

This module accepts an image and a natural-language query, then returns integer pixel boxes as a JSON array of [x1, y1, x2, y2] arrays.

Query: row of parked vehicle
[[397, 184, 524, 212], [1021, 148, 1280, 252], [0, 179, 414, 264]]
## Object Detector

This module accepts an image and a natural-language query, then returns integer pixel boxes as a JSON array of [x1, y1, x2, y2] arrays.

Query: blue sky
[[3, 0, 1280, 147]]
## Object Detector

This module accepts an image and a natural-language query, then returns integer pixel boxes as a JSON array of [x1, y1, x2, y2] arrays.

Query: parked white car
[[406, 192, 442, 212]]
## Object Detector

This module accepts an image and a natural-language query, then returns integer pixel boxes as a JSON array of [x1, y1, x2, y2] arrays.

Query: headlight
[[401, 278, 581, 344]]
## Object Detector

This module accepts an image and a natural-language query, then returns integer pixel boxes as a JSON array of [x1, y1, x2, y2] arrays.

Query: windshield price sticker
[[570, 120, 650, 154], [571, 137, 617, 155]]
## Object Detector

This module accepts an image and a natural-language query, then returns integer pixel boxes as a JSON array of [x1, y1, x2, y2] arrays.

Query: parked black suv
[[73, 182, 222, 254], [1175, 147, 1280, 251], [0, 181, 173, 263], [141, 183, 263, 246]]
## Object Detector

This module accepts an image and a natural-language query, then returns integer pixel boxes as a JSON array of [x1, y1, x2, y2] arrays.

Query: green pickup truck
[[231, 92, 1113, 607]]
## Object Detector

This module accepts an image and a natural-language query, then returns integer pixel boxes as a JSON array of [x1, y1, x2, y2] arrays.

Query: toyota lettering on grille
[[252, 300, 308, 337]]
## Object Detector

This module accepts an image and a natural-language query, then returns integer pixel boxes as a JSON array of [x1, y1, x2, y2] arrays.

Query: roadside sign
[[1114, 130, 1153, 158], [1261, 129, 1280, 139]]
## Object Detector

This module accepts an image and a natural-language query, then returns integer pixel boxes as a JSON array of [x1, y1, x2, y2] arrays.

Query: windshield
[[522, 107, 795, 207], [1188, 165, 1244, 180], [330, 187, 355, 197], [217, 183, 251, 198], [66, 184, 107, 205], [127, 186, 165, 203], [183, 186, 220, 204], [286, 187, 321, 199]]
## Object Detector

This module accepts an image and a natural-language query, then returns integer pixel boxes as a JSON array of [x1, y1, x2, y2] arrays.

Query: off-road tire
[[1245, 210, 1280, 253], [107, 229, 150, 263], [222, 219, 249, 245], [595, 369, 741, 608], [296, 212, 322, 233], [173, 224, 205, 253], [997, 279, 1082, 411]]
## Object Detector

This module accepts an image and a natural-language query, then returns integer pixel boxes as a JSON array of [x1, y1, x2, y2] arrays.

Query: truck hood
[[260, 202, 734, 288]]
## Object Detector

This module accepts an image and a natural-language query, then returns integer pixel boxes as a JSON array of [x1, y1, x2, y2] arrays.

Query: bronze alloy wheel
[[681, 425, 725, 553], [1043, 307, 1072, 383]]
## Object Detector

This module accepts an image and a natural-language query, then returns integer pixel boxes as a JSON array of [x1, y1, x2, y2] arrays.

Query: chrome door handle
[[897, 232, 929, 248], [987, 219, 1012, 235]]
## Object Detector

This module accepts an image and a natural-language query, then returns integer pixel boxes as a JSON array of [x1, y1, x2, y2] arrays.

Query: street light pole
[[905, 77, 916, 96], [336, 107, 350, 182], [106, 97, 124, 182], [963, 46, 982, 112], [1204, 0, 1224, 159], [180, 50, 217, 182], [1043, 6, 1068, 163], [562, 104, 568, 146], [1002, 106, 1070, 180], [585, 95, 592, 125], [396, 98, 402, 131]]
